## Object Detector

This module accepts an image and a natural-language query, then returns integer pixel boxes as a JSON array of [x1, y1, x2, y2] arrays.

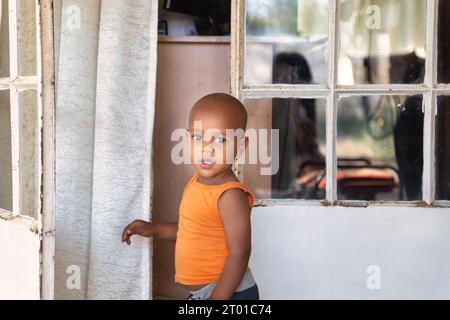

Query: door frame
[[0, 0, 55, 300], [39, 0, 56, 300]]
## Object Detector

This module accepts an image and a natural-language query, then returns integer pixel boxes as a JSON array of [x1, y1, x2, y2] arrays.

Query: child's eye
[[215, 136, 226, 144], [192, 134, 202, 142]]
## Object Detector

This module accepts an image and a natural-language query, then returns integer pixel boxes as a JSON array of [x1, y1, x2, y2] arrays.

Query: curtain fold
[[55, 0, 157, 299]]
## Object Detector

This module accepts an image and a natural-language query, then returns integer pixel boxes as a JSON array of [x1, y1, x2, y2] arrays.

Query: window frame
[[0, 0, 42, 217], [231, 0, 450, 207]]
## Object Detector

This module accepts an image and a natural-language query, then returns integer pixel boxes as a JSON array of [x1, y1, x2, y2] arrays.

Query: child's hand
[[121, 220, 158, 245]]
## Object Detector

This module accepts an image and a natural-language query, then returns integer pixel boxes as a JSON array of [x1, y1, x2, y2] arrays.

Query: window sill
[[253, 199, 450, 208], [158, 35, 231, 44]]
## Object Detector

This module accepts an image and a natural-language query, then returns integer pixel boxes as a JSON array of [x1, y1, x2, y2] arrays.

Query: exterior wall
[[0, 218, 40, 299], [250, 206, 450, 299]]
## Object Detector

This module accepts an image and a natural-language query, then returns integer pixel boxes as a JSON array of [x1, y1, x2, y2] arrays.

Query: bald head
[[189, 93, 248, 131]]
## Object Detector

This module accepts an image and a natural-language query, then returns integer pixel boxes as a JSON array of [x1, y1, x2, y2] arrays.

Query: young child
[[122, 93, 259, 300]]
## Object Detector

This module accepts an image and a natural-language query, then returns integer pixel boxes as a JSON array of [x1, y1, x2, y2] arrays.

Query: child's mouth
[[200, 159, 215, 169]]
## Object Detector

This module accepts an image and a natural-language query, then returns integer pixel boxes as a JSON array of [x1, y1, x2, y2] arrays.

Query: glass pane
[[438, 0, 450, 83], [19, 90, 38, 218], [0, 0, 9, 78], [18, 0, 37, 76], [339, 0, 426, 85], [436, 96, 450, 200], [0, 90, 12, 211], [244, 98, 327, 199], [245, 0, 329, 85], [337, 95, 423, 201]]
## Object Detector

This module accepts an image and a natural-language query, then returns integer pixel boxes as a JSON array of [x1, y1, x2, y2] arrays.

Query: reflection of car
[[287, 158, 399, 200]]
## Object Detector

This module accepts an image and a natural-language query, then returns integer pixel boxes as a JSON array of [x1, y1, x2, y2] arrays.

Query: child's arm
[[208, 189, 252, 300], [121, 220, 178, 244]]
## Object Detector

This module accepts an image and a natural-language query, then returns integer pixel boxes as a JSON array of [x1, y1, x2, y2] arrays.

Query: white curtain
[[54, 0, 157, 299]]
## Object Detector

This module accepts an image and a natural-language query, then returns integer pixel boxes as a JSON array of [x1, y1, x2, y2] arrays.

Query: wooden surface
[[153, 40, 230, 299]]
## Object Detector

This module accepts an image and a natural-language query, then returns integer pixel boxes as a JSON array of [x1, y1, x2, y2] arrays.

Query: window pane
[[245, 0, 329, 85], [244, 98, 326, 199], [19, 90, 38, 218], [337, 95, 423, 201], [18, 0, 37, 76], [438, 0, 450, 83], [339, 0, 426, 85], [0, 0, 9, 78], [0, 90, 12, 211], [436, 96, 450, 200]]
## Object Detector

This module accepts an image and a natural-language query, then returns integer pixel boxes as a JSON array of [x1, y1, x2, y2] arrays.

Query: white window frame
[[0, 0, 56, 299], [231, 0, 450, 208], [0, 0, 41, 217]]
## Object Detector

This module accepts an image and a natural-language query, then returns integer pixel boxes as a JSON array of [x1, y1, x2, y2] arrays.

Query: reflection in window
[[0, 0, 9, 78], [438, 0, 450, 83], [337, 95, 423, 201], [436, 96, 450, 200], [0, 90, 12, 211], [18, 0, 37, 76], [245, 0, 329, 85], [339, 0, 426, 84], [19, 90, 38, 218], [244, 98, 326, 199]]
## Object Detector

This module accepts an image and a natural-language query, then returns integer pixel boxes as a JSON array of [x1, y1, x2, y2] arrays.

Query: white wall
[[250, 206, 450, 299], [0, 218, 40, 299]]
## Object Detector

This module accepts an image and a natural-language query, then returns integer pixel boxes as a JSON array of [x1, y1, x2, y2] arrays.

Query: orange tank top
[[175, 172, 255, 285]]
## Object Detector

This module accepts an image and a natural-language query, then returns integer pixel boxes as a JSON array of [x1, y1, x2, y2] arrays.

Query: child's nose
[[202, 140, 214, 153]]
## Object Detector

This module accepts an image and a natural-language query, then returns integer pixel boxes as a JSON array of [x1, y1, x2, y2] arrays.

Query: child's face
[[188, 105, 244, 179]]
